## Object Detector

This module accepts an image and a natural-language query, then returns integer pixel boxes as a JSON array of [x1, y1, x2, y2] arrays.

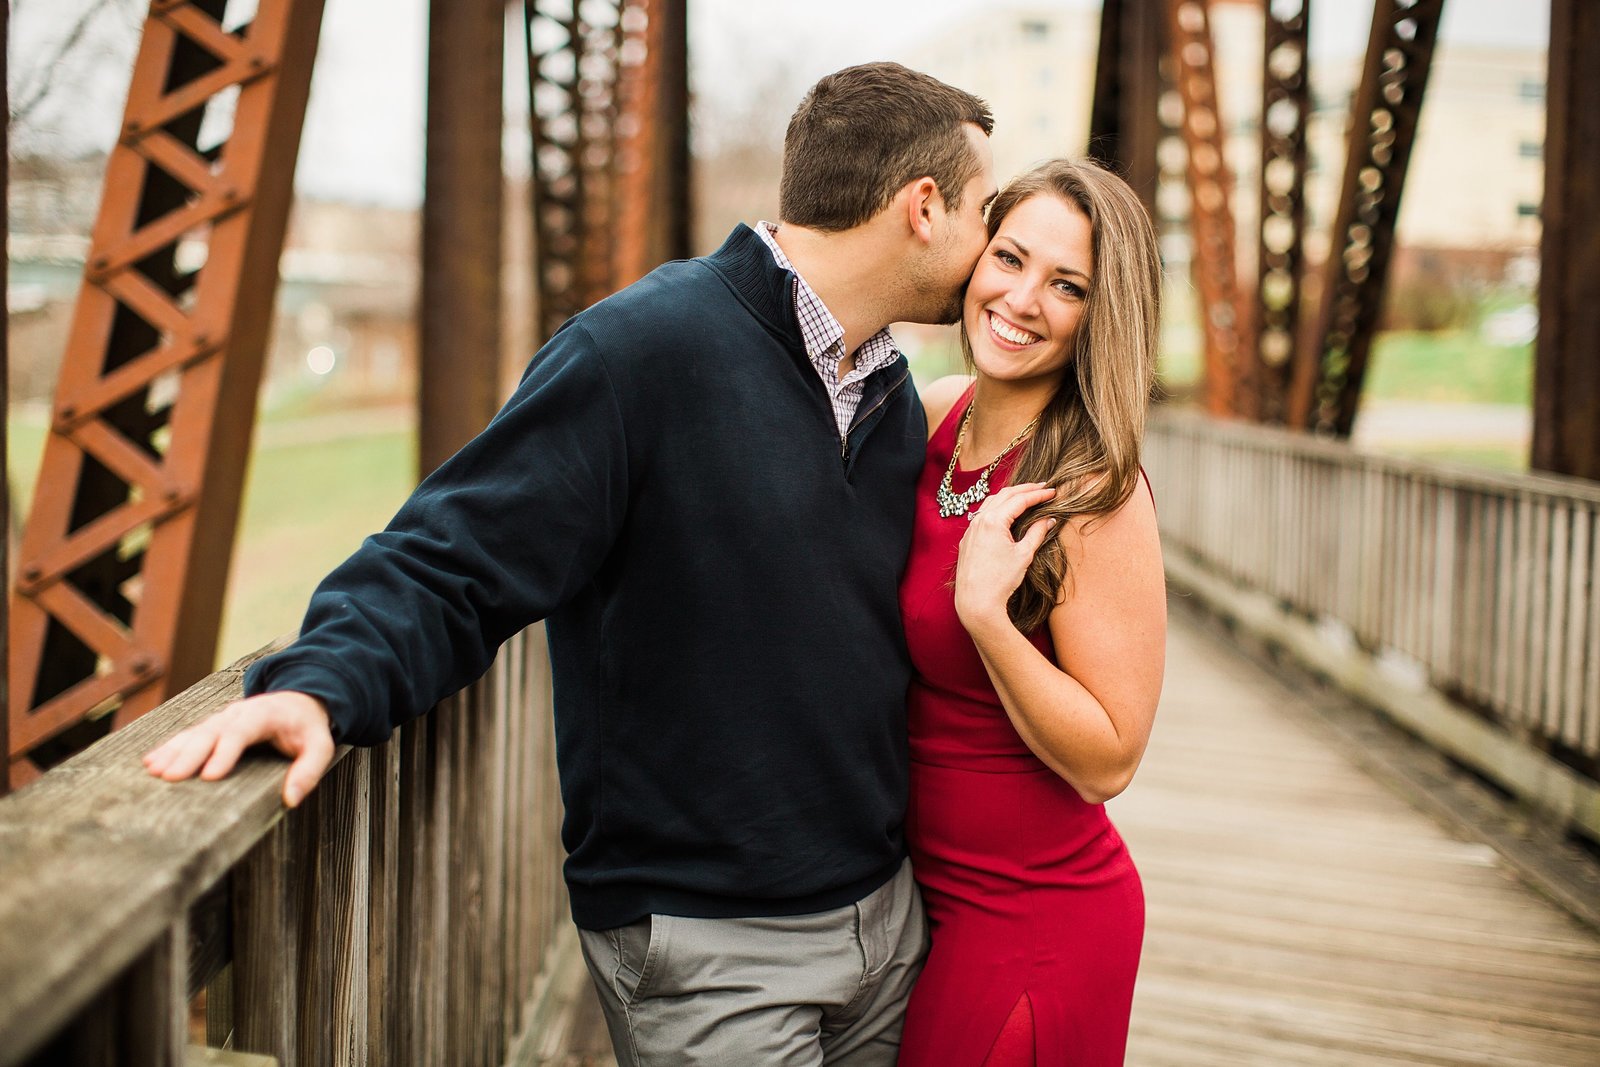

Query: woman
[[897, 159, 1166, 1066]]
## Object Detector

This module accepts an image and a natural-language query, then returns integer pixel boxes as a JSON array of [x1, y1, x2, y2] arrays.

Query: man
[[145, 62, 996, 1065]]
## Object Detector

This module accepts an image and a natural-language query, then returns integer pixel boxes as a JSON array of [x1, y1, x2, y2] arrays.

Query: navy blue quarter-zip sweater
[[245, 224, 928, 929]]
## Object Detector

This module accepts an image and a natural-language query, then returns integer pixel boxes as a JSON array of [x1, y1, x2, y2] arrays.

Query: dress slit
[[979, 991, 1036, 1067]]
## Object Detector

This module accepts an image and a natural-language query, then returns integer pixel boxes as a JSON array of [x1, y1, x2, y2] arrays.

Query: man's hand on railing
[[141, 691, 336, 808]]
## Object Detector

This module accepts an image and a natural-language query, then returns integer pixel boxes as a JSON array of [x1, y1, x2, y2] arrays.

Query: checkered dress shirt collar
[[756, 221, 901, 437]]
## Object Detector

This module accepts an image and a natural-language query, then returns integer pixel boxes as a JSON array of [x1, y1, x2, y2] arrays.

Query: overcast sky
[[9, 0, 1550, 207]]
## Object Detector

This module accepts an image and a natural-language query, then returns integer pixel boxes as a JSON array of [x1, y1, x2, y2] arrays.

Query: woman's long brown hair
[[963, 159, 1162, 632]]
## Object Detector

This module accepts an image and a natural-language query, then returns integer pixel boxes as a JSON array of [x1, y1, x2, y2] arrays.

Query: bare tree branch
[[9, 0, 130, 125]]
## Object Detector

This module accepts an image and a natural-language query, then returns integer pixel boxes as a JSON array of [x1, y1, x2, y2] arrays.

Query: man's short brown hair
[[779, 62, 994, 232]]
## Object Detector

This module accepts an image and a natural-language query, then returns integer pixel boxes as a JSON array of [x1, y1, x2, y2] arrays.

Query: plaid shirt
[[756, 222, 902, 437]]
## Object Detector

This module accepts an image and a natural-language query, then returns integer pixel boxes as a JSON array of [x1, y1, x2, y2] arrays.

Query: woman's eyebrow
[[1003, 236, 1091, 282]]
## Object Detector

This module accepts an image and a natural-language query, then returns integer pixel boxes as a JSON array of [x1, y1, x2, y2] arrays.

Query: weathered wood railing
[[1146, 408, 1600, 843], [0, 627, 582, 1067]]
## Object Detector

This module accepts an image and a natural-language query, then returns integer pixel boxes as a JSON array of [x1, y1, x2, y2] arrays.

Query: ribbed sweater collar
[[705, 224, 803, 343]]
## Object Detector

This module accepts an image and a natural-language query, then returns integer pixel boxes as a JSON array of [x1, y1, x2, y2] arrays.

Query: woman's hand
[[953, 482, 1057, 633]]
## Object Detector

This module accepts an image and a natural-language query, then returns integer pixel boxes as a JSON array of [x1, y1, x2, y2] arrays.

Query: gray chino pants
[[576, 861, 928, 1067]]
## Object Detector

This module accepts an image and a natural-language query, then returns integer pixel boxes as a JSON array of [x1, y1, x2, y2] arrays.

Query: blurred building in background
[[905, 3, 1545, 279]]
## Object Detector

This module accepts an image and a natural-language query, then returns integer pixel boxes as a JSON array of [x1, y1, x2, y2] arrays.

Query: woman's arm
[[919, 374, 975, 442], [954, 476, 1166, 803]]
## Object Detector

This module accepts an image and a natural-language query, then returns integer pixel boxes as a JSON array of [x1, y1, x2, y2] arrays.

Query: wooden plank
[[0, 643, 302, 1067], [396, 711, 446, 1066], [232, 819, 300, 1067], [1526, 499, 1553, 733], [1563, 508, 1593, 753], [1508, 493, 1536, 728], [446, 680, 489, 1065], [365, 737, 400, 1064], [120, 920, 187, 1067], [187, 1047, 279, 1066], [1586, 509, 1600, 758], [299, 745, 370, 1066], [1492, 495, 1517, 721], [1115, 614, 1600, 1066], [1545, 502, 1572, 745]]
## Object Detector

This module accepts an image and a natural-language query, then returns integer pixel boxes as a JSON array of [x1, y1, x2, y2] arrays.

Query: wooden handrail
[[1147, 408, 1600, 821], [0, 627, 577, 1066]]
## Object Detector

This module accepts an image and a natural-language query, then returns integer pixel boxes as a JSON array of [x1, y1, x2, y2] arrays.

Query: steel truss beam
[[1255, 0, 1311, 424], [611, 0, 691, 289], [1290, 0, 1444, 435], [1165, 0, 1249, 418], [8, 0, 325, 789], [420, 0, 505, 474], [1532, 0, 1600, 479], [1088, 0, 1165, 218], [525, 0, 690, 345]]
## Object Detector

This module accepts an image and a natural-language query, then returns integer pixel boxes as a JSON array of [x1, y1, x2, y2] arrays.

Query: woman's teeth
[[989, 312, 1041, 346]]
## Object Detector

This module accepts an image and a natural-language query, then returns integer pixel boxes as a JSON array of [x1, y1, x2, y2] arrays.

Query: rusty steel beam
[[526, 1, 606, 342], [1088, 0, 1165, 217], [8, 0, 326, 789], [1165, 0, 1249, 419], [525, 0, 691, 344], [2, 0, 9, 797], [419, 0, 505, 476], [1255, 0, 1311, 425], [1289, 0, 1444, 436], [612, 0, 691, 288], [1532, 0, 1600, 479]]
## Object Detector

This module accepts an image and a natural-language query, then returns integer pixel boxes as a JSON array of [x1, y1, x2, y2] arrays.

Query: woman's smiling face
[[963, 192, 1094, 390]]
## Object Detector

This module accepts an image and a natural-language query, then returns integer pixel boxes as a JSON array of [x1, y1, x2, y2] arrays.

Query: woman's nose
[[1002, 282, 1041, 321]]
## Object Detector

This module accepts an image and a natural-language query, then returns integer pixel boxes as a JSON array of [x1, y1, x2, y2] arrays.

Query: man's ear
[[905, 176, 942, 243]]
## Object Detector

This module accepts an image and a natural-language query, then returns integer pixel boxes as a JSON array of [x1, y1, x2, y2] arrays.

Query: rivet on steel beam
[[125, 118, 143, 136], [132, 656, 156, 677], [164, 485, 184, 503], [250, 54, 270, 71], [59, 403, 78, 421], [221, 187, 240, 203], [21, 564, 41, 583], [194, 332, 212, 349]]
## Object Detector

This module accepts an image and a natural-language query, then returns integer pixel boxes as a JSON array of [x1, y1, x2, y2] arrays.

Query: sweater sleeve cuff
[[242, 655, 386, 747]]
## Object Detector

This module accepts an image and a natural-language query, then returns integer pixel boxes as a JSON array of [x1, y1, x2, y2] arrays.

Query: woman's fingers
[[1021, 516, 1059, 554], [973, 484, 1057, 528]]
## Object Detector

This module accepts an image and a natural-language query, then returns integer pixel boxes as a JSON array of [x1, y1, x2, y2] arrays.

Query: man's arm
[[144, 321, 630, 803]]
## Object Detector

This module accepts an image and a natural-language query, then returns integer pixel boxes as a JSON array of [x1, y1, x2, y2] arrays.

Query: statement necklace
[[936, 403, 1039, 519]]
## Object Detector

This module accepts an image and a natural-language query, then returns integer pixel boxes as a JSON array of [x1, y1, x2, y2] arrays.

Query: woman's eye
[[996, 250, 1021, 267]]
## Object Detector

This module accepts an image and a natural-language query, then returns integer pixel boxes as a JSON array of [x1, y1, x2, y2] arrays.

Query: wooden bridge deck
[[1113, 610, 1600, 1066], [549, 607, 1600, 1065]]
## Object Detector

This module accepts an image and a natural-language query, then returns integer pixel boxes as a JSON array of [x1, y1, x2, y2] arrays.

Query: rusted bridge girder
[[1289, 0, 1445, 436], [525, 0, 691, 346], [419, 0, 506, 475], [1255, 0, 1311, 425], [1088, 0, 1166, 219], [7, 0, 325, 791], [1533, 0, 1600, 479], [8, 0, 694, 791], [1165, 0, 1249, 419]]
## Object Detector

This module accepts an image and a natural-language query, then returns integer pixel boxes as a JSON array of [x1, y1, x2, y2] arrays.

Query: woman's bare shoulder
[[919, 374, 976, 441]]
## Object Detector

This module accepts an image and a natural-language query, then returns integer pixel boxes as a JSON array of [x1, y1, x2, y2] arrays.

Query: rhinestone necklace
[[936, 403, 1039, 519]]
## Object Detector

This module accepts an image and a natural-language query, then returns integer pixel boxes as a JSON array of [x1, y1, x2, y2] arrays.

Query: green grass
[[7, 402, 417, 669], [1364, 331, 1532, 406], [218, 418, 416, 664], [1374, 442, 1528, 472]]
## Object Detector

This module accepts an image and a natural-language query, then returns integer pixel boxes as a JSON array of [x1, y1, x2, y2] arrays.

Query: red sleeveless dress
[[897, 389, 1144, 1066]]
